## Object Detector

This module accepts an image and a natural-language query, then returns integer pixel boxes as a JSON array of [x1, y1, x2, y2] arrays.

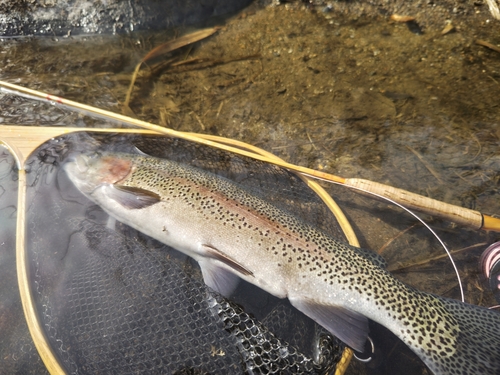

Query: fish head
[[64, 153, 134, 194]]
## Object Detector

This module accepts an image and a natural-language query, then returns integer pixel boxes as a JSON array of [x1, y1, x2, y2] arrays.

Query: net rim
[[7, 126, 356, 375]]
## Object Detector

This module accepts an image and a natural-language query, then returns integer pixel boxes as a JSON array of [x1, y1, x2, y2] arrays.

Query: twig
[[406, 145, 444, 184], [164, 54, 261, 74], [193, 112, 206, 131], [476, 39, 500, 54], [389, 242, 488, 272], [216, 101, 224, 118], [306, 131, 317, 151], [377, 224, 418, 255]]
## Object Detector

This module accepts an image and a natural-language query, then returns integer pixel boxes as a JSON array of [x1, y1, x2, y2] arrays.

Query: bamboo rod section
[[345, 178, 484, 230], [0, 79, 499, 232]]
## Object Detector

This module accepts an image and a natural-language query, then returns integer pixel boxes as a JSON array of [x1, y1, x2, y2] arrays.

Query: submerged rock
[[0, 0, 252, 36]]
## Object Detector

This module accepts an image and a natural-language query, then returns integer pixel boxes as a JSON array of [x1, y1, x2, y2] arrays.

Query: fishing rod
[[1, 79, 499, 232], [2, 80, 489, 374]]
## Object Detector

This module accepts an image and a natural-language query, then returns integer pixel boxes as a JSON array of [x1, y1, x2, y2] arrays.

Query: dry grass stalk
[[486, 0, 500, 20], [124, 27, 220, 109], [390, 14, 416, 22], [476, 39, 500, 54]]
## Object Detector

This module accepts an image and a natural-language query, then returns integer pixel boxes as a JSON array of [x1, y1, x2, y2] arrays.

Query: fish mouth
[[74, 154, 90, 174], [64, 154, 95, 193], [64, 153, 91, 174]]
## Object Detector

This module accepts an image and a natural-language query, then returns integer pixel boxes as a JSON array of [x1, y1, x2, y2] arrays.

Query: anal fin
[[289, 296, 369, 352]]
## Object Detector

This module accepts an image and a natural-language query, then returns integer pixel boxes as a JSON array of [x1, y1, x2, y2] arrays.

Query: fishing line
[[0, 81, 467, 300], [311, 176, 466, 303]]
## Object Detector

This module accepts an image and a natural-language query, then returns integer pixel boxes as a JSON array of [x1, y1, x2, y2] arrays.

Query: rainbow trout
[[65, 152, 500, 375]]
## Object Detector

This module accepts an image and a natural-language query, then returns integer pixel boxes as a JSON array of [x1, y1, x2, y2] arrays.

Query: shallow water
[[0, 1, 499, 374]]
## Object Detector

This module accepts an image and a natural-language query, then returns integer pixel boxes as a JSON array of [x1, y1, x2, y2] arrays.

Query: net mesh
[[24, 132, 346, 374]]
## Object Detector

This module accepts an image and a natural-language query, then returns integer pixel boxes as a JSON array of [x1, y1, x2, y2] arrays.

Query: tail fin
[[417, 295, 500, 375]]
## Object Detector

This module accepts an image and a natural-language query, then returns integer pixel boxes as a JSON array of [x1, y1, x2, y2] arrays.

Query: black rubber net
[[24, 132, 347, 374]]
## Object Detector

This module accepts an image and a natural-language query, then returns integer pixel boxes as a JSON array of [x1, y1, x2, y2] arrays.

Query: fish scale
[[65, 152, 500, 375]]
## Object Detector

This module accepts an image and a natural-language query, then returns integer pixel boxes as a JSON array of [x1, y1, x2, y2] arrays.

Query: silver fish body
[[65, 152, 500, 375]]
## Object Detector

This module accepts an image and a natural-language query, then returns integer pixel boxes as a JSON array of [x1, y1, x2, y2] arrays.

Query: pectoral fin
[[105, 184, 161, 209], [289, 296, 369, 352]]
